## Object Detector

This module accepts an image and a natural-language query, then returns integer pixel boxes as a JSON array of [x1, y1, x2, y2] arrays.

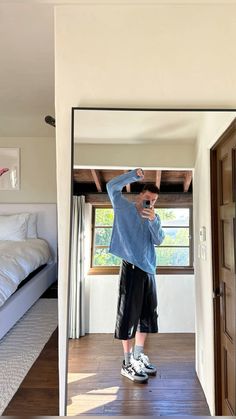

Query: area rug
[[0, 298, 58, 415]]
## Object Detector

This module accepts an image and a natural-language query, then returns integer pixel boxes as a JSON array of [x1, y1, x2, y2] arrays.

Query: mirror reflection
[[66, 109, 235, 416]]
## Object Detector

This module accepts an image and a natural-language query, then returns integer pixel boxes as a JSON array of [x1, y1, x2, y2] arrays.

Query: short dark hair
[[141, 183, 160, 195]]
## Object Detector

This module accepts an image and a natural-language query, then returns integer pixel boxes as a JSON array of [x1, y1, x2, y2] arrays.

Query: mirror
[[66, 108, 236, 416]]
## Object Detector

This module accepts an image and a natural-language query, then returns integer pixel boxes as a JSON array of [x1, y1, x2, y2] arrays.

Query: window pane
[[92, 207, 192, 269], [156, 247, 189, 266], [161, 228, 189, 246], [94, 228, 112, 246], [156, 208, 190, 226], [93, 248, 121, 266], [95, 208, 114, 226]]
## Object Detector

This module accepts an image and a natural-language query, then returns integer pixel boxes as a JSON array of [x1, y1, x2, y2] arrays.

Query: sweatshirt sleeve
[[106, 169, 142, 208], [148, 213, 165, 246]]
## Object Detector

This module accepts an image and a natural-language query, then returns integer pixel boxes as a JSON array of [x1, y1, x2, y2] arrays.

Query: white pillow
[[27, 213, 38, 238], [0, 213, 29, 241]]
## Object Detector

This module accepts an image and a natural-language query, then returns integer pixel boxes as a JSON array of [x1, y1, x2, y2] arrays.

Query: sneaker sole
[[145, 369, 157, 376], [121, 369, 148, 383]]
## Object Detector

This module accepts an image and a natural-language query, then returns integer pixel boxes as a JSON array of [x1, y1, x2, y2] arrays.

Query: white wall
[[74, 143, 195, 168], [193, 112, 236, 415], [0, 137, 56, 203], [83, 203, 195, 334], [55, 3, 236, 415], [85, 274, 195, 334]]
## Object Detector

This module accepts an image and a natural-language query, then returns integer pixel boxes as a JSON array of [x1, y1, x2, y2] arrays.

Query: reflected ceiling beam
[[85, 193, 193, 205], [155, 170, 162, 189], [91, 169, 102, 192], [124, 170, 131, 193], [183, 171, 192, 192]]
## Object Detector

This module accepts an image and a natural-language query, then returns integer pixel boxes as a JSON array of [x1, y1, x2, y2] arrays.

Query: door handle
[[213, 286, 223, 299]]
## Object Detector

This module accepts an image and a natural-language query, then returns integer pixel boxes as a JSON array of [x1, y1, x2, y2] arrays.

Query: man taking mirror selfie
[[106, 168, 165, 383]]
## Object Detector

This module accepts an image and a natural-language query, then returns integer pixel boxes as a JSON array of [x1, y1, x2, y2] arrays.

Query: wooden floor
[[3, 328, 59, 416], [67, 333, 211, 416]]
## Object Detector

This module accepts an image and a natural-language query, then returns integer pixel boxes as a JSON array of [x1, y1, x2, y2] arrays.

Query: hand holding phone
[[142, 199, 151, 208], [142, 201, 156, 221]]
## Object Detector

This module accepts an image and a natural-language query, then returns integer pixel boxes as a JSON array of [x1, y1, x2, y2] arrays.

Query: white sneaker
[[121, 360, 148, 383], [132, 353, 157, 376]]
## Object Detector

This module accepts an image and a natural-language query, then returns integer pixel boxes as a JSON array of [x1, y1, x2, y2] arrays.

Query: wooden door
[[211, 119, 236, 415]]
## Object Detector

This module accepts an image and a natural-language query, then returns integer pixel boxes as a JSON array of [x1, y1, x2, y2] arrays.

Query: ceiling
[[73, 168, 193, 194], [73, 109, 202, 144], [1, 0, 203, 143], [0, 2, 55, 137], [0, 1, 234, 139]]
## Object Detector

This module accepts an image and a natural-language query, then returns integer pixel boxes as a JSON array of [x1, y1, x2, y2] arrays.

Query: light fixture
[[45, 115, 56, 127]]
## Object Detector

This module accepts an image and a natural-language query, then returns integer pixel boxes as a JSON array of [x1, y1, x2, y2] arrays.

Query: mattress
[[0, 239, 52, 308]]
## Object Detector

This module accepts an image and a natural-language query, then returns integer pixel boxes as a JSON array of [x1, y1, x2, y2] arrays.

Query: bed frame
[[0, 203, 58, 340]]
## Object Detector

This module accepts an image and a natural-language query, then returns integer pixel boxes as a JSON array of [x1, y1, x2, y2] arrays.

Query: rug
[[0, 298, 58, 415]]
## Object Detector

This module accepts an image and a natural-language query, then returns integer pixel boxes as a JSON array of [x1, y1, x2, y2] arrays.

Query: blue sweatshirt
[[106, 169, 165, 274]]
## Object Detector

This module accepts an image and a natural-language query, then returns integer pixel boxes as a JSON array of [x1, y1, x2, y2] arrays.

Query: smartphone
[[143, 200, 151, 208]]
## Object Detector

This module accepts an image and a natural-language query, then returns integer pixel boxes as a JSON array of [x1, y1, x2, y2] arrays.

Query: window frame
[[89, 204, 194, 275]]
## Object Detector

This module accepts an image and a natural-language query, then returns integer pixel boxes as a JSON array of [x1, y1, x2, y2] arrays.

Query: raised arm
[[148, 214, 165, 245], [106, 169, 143, 208]]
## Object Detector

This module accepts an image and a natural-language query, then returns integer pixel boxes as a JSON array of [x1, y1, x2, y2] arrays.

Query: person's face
[[138, 190, 158, 207]]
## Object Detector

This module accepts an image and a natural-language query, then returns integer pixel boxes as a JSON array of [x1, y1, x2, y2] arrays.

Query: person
[[106, 168, 165, 383]]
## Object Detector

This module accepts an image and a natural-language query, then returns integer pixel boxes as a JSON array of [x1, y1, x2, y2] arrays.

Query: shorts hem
[[114, 329, 158, 340]]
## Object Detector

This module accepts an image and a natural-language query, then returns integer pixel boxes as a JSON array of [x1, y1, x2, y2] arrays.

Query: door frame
[[210, 118, 236, 415]]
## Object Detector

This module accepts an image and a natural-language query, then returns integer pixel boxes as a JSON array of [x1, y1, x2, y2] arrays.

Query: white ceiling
[[74, 110, 203, 144], [0, 2, 55, 137], [1, 0, 234, 139]]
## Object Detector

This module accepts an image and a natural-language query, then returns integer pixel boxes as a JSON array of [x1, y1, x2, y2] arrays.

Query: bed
[[0, 204, 57, 340]]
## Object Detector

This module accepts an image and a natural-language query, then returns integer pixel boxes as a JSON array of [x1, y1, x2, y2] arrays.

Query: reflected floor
[[67, 333, 210, 416]]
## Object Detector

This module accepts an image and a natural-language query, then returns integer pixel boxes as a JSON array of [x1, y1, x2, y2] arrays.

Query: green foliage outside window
[[92, 207, 191, 268], [94, 248, 121, 266], [156, 247, 189, 266], [95, 208, 114, 226]]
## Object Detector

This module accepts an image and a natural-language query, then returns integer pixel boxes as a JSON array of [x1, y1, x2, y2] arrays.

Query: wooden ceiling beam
[[74, 169, 193, 193], [91, 169, 102, 192], [124, 170, 131, 193], [84, 193, 193, 206], [155, 170, 162, 189], [183, 171, 192, 192]]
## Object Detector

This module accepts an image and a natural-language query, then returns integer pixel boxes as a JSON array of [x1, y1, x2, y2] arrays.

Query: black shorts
[[114, 260, 158, 340]]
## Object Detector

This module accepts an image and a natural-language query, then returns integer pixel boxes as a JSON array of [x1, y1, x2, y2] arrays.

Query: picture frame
[[0, 148, 20, 190]]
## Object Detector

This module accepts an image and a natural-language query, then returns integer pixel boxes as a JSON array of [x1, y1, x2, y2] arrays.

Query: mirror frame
[[65, 106, 235, 416]]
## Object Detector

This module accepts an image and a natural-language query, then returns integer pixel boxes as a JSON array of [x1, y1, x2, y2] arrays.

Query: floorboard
[[67, 333, 211, 416]]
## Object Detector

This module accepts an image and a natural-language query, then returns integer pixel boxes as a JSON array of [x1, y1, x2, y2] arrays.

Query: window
[[92, 208, 121, 267], [156, 208, 192, 267], [90, 206, 193, 274]]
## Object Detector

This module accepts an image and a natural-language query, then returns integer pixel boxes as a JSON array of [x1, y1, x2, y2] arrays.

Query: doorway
[[211, 118, 236, 415]]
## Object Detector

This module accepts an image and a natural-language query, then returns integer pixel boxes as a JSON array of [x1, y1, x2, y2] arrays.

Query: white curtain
[[69, 195, 86, 339]]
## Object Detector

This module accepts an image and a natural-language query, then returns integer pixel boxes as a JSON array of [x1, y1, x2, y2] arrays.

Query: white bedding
[[0, 239, 52, 308]]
